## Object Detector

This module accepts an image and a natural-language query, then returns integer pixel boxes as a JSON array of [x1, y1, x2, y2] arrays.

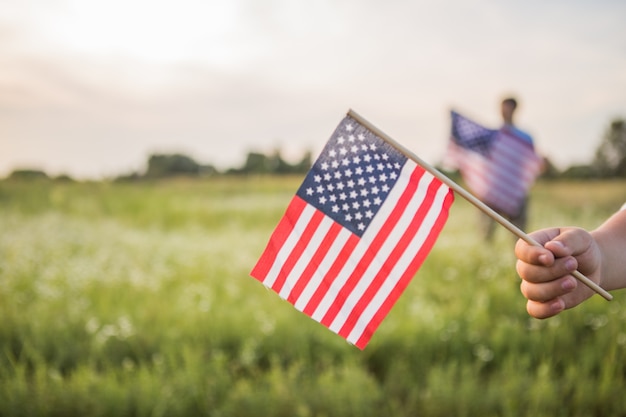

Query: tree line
[[4, 117, 625, 182]]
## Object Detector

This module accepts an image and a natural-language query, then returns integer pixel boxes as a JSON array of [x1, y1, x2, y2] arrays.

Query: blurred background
[[1, 0, 625, 180]]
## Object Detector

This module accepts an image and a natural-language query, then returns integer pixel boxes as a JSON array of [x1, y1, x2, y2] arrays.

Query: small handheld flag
[[251, 111, 454, 349]]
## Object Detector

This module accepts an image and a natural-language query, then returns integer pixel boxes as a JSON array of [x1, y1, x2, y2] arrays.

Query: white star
[[306, 187, 314, 195], [351, 145, 358, 153], [346, 124, 354, 132], [337, 136, 345, 144], [360, 188, 368, 196], [329, 150, 337, 158], [324, 173, 331, 181], [353, 156, 361, 164], [390, 172, 398, 180], [371, 186, 379, 194], [344, 169, 353, 177], [377, 163, 385, 171], [332, 205, 340, 213], [369, 176, 376, 184], [364, 154, 371, 163], [345, 213, 353, 221], [358, 134, 365, 141], [361, 144, 368, 151], [339, 192, 347, 200], [366, 165, 374, 173], [329, 194, 337, 202], [370, 143, 377, 151], [382, 153, 389, 160], [317, 185, 324, 193], [379, 173, 388, 182], [354, 212, 363, 220], [394, 162, 401, 169], [357, 223, 365, 231], [347, 180, 355, 188], [334, 171, 342, 179], [319, 196, 327, 204], [331, 160, 339, 169], [321, 162, 329, 170], [342, 158, 350, 166], [358, 178, 366, 186], [355, 167, 363, 175], [327, 183, 335, 192], [363, 199, 371, 207], [352, 201, 360, 210], [336, 182, 345, 190], [382, 185, 390, 192], [314, 174, 321, 182], [374, 197, 382, 205], [339, 147, 348, 155], [365, 210, 373, 218], [342, 203, 349, 211]]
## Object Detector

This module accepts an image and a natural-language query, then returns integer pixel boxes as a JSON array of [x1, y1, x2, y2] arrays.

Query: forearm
[[591, 209, 626, 292]]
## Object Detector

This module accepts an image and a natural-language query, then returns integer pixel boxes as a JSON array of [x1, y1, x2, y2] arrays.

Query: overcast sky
[[1, 0, 625, 179]]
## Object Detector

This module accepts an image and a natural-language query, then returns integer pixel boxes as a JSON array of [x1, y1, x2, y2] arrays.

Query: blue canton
[[296, 116, 407, 237], [451, 111, 497, 156]]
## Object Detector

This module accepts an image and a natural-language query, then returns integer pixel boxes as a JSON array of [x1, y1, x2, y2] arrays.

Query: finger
[[545, 227, 593, 258], [516, 256, 578, 283], [526, 298, 565, 319], [515, 228, 562, 265], [520, 275, 577, 302]]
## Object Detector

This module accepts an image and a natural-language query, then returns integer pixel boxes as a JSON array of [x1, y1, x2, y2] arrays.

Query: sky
[[1, 0, 625, 179]]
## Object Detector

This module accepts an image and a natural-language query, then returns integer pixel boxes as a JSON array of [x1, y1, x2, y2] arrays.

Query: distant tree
[[145, 154, 201, 178], [7, 169, 49, 181], [592, 118, 626, 178]]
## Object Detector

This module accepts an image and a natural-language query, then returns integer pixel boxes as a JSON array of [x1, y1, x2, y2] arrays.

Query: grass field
[[1, 177, 625, 416]]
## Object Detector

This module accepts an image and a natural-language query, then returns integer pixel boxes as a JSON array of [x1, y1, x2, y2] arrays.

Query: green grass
[[1, 177, 625, 416]]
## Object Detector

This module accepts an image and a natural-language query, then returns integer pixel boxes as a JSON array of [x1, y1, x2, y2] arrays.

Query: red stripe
[[338, 175, 443, 338], [250, 196, 307, 282], [354, 188, 454, 349], [302, 233, 360, 316], [286, 221, 343, 304], [271, 207, 326, 294], [319, 167, 426, 327]]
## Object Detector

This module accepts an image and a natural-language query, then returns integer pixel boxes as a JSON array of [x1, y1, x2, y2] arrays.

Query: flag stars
[[297, 117, 407, 237]]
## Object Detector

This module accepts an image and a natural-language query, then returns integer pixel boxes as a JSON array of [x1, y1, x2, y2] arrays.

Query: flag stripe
[[299, 231, 360, 315], [284, 219, 342, 303], [352, 187, 454, 348], [334, 172, 445, 337], [250, 196, 308, 282], [312, 162, 425, 325]]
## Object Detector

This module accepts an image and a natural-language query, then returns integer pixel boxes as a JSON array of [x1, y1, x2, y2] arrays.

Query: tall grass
[[0, 177, 625, 416]]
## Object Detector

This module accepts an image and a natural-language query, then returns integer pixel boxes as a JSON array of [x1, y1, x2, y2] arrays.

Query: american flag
[[445, 111, 543, 218], [251, 113, 454, 349]]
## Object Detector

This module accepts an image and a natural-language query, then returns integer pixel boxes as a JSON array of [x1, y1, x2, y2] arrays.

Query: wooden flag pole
[[348, 109, 613, 301]]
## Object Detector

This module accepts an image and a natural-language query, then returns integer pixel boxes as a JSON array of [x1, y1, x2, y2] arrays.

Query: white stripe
[[261, 204, 317, 289], [292, 227, 353, 311], [310, 161, 419, 322], [346, 182, 451, 344], [278, 215, 334, 299], [328, 171, 439, 334]]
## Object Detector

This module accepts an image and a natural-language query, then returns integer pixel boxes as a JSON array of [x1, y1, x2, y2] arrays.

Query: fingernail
[[562, 277, 576, 291], [551, 299, 565, 313], [564, 258, 577, 271], [538, 253, 550, 265]]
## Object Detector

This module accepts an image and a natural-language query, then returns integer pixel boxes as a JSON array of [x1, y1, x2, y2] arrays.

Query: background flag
[[444, 111, 543, 218], [251, 114, 454, 349]]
